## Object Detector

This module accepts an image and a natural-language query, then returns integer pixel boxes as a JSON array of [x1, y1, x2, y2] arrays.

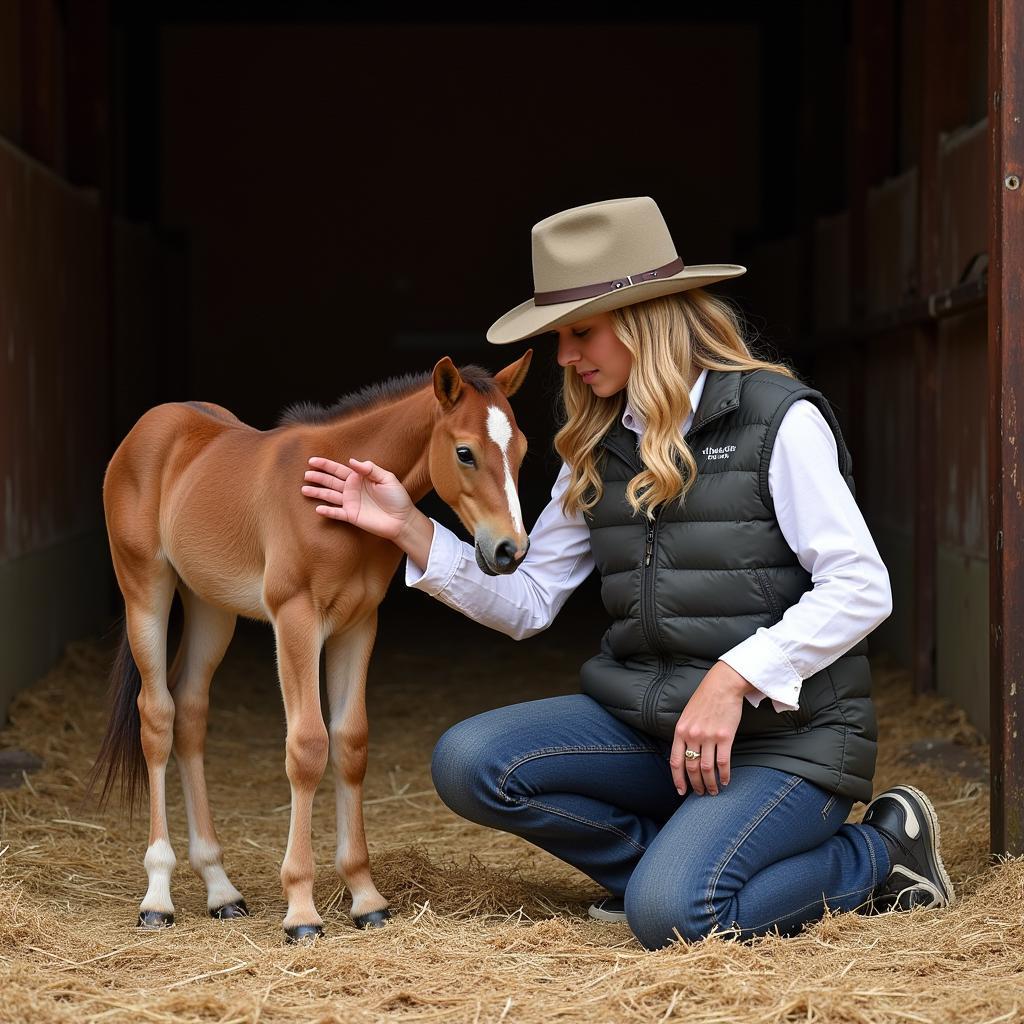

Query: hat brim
[[485, 264, 747, 345]]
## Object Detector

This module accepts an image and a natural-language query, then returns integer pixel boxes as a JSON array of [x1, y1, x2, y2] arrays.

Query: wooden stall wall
[[935, 118, 989, 732], [0, 139, 110, 720], [0, 0, 115, 724], [800, 0, 989, 742], [860, 333, 918, 669], [859, 166, 919, 671]]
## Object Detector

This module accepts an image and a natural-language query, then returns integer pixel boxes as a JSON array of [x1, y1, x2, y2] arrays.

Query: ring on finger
[[684, 748, 700, 761]]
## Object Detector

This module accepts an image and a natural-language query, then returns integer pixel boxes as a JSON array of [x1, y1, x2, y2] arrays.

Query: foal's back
[[104, 400, 357, 624]]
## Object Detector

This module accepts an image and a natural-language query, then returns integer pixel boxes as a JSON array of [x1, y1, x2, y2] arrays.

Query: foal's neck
[[314, 385, 438, 502]]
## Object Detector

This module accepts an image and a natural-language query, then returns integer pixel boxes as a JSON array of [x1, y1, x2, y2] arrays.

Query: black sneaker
[[861, 784, 955, 913], [588, 896, 627, 923]]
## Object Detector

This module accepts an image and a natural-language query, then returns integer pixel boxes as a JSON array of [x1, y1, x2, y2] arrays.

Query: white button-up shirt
[[405, 367, 893, 713]]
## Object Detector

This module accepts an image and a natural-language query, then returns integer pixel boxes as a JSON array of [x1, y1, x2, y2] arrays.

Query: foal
[[91, 352, 531, 940]]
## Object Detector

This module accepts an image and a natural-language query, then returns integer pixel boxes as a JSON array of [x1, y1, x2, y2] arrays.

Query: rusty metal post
[[988, 0, 1024, 857]]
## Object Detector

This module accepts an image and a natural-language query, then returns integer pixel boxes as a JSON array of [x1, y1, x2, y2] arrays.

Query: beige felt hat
[[486, 196, 746, 345]]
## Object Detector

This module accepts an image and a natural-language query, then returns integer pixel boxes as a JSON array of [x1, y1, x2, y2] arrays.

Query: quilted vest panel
[[578, 368, 878, 802]]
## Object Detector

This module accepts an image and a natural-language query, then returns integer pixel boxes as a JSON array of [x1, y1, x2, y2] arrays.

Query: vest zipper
[[639, 506, 673, 734], [602, 427, 748, 737]]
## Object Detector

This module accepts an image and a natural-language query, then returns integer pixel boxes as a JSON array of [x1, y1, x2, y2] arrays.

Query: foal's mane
[[276, 364, 498, 427]]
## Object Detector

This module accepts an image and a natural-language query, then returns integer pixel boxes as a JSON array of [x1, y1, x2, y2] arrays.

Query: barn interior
[[0, 0, 1011, 848], [5, 3, 1024, 1019]]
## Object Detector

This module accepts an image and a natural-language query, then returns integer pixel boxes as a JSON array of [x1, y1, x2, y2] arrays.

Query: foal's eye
[[456, 446, 476, 467]]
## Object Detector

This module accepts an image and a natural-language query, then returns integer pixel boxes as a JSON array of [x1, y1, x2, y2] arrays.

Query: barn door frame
[[988, 0, 1024, 857]]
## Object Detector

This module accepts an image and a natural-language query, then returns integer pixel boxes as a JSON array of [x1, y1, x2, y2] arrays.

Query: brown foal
[[91, 352, 532, 941]]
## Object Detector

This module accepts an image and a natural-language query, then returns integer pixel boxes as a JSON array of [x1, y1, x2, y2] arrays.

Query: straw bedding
[[0, 601, 1020, 1024]]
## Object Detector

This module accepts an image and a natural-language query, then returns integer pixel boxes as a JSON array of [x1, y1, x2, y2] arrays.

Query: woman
[[300, 196, 954, 948]]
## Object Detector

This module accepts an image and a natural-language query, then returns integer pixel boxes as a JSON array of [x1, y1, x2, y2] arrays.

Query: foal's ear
[[432, 356, 463, 411], [493, 348, 533, 398]]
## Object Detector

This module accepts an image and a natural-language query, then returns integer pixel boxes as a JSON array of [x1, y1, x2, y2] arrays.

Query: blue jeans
[[430, 694, 891, 949]]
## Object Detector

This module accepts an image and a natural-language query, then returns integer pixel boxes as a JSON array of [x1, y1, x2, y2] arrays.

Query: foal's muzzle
[[475, 537, 529, 577]]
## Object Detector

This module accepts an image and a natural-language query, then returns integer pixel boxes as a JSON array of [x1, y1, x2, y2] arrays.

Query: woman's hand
[[302, 457, 414, 541], [669, 662, 756, 797]]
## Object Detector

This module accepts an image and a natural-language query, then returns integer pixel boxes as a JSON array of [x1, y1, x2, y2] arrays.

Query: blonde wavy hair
[[554, 289, 798, 520]]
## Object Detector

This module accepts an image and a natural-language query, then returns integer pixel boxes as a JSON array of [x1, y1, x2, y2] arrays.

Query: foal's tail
[[86, 618, 146, 817]]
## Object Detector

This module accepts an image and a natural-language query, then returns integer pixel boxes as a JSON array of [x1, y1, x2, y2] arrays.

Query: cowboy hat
[[486, 196, 746, 345]]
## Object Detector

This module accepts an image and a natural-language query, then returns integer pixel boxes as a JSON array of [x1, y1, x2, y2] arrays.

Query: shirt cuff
[[719, 629, 802, 713], [403, 518, 464, 596]]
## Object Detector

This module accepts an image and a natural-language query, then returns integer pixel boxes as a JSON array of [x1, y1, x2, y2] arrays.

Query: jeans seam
[[496, 745, 660, 796], [820, 794, 837, 820], [523, 797, 649, 854], [705, 774, 804, 930], [742, 883, 877, 934]]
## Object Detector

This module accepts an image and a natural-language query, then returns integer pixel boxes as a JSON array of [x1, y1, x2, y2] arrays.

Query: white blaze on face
[[486, 405, 523, 535]]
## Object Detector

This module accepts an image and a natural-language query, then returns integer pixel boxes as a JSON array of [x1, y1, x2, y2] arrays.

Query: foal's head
[[430, 351, 532, 576]]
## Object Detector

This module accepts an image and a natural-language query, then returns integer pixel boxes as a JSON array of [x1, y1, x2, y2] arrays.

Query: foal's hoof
[[137, 910, 174, 929], [353, 908, 392, 930], [284, 923, 324, 943], [210, 900, 249, 920]]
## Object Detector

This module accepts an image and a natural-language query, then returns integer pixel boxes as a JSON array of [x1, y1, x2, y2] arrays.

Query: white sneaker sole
[[588, 903, 627, 923]]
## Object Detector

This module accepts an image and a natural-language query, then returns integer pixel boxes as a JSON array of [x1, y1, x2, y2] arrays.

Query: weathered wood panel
[[936, 310, 989, 734], [862, 333, 917, 669], [0, 137, 108, 564], [865, 168, 919, 316], [938, 117, 989, 290]]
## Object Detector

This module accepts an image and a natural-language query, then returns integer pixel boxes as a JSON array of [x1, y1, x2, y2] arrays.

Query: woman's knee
[[624, 860, 712, 949], [430, 717, 504, 822]]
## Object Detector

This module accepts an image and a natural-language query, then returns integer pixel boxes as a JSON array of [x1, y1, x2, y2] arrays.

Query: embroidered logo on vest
[[701, 444, 737, 462]]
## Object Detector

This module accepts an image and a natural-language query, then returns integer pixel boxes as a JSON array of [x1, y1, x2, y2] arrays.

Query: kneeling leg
[[625, 767, 882, 948]]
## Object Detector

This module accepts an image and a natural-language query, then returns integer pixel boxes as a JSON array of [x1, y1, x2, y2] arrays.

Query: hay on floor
[[0, 608, 1019, 1024]]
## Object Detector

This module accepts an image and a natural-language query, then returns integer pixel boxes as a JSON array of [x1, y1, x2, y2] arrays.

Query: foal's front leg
[[325, 615, 390, 928], [271, 597, 330, 941]]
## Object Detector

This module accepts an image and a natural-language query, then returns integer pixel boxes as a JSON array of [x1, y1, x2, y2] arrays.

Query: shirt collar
[[622, 366, 708, 436]]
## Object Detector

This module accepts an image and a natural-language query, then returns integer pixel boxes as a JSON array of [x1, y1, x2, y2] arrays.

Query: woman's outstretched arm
[[303, 457, 594, 639]]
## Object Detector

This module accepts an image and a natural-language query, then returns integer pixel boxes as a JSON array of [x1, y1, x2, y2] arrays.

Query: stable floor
[[0, 597, 1018, 1024]]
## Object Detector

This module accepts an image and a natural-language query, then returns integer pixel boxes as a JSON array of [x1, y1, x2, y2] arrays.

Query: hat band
[[533, 257, 686, 307]]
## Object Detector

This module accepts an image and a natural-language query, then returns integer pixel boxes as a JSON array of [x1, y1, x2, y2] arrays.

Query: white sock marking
[[189, 834, 243, 910], [486, 406, 523, 535], [141, 838, 176, 913]]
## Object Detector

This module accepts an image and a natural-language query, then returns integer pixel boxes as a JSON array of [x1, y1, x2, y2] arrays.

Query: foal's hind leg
[[117, 556, 179, 928], [325, 615, 390, 929], [170, 588, 247, 919]]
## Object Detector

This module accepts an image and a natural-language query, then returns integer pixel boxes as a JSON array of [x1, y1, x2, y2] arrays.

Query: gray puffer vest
[[578, 368, 878, 802]]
